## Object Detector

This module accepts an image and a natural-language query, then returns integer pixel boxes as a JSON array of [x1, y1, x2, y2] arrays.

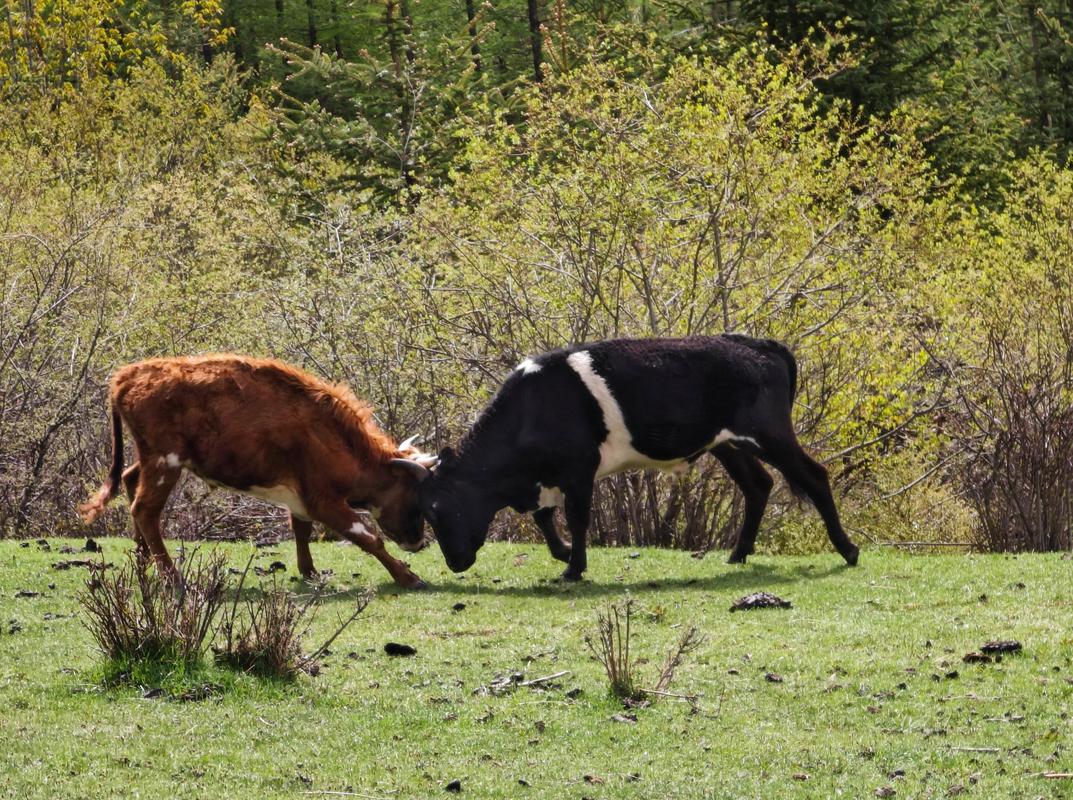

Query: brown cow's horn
[[390, 458, 430, 481]]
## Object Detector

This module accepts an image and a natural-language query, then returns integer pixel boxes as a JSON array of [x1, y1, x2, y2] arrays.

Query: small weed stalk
[[653, 626, 703, 694], [216, 556, 370, 679], [78, 549, 228, 669], [584, 598, 641, 701], [585, 600, 705, 708]]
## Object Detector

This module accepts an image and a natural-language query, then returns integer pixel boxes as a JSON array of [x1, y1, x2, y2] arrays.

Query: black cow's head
[[417, 447, 499, 573]]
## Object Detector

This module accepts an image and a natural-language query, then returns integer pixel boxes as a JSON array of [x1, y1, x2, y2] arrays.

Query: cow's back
[[547, 336, 793, 467], [109, 356, 357, 487]]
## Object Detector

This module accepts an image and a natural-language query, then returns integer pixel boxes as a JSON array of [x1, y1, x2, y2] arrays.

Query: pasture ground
[[1, 539, 1071, 798]]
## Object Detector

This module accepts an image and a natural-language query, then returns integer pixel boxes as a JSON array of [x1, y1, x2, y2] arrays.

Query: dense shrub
[[2, 17, 1072, 554], [936, 159, 1073, 552]]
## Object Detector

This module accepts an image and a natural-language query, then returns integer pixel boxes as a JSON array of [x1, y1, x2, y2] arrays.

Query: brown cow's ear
[[390, 458, 430, 482]]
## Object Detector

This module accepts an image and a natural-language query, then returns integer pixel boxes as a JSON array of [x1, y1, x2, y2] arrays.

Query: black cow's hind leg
[[713, 446, 773, 564], [759, 440, 859, 566], [560, 483, 593, 581], [532, 507, 572, 563]]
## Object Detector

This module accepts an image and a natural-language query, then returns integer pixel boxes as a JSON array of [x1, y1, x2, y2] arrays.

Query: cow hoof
[[397, 574, 428, 590], [843, 546, 860, 567], [558, 569, 584, 583], [727, 551, 748, 565]]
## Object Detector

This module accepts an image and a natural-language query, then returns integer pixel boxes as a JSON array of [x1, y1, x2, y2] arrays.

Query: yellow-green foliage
[[387, 44, 959, 542], [1, 24, 1070, 551]]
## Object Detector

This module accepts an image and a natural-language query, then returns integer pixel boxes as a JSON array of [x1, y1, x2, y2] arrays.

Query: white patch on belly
[[710, 429, 759, 449], [244, 484, 310, 519], [537, 484, 564, 508], [516, 357, 542, 375], [348, 521, 370, 537], [165, 453, 181, 469]]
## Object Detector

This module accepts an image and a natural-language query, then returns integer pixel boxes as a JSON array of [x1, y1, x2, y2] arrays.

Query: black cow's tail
[[80, 404, 124, 524]]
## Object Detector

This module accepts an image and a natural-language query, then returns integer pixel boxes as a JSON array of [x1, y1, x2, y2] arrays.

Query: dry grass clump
[[215, 557, 370, 679], [79, 549, 370, 687], [584, 598, 642, 701], [78, 549, 227, 668]]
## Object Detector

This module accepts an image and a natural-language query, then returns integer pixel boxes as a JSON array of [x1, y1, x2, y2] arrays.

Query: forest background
[[2, 0, 1072, 555]]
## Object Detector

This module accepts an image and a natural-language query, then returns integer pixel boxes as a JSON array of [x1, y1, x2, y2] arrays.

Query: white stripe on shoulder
[[516, 357, 542, 375], [567, 350, 635, 477]]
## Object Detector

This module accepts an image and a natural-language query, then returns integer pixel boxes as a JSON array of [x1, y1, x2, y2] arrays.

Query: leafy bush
[[938, 158, 1073, 552]]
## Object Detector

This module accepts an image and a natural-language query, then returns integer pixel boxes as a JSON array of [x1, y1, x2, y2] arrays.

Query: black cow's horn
[[390, 458, 430, 481]]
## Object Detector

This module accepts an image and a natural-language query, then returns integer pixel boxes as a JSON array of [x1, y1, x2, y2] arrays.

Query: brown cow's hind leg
[[129, 459, 181, 578], [291, 514, 317, 578]]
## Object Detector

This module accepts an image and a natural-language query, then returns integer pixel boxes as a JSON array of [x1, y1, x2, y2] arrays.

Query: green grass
[[1, 538, 1072, 798]]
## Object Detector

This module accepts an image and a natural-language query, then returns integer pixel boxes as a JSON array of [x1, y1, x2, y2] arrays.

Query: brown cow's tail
[[79, 405, 124, 524]]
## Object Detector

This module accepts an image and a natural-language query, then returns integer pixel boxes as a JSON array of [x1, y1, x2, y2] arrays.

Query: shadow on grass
[[350, 560, 854, 601]]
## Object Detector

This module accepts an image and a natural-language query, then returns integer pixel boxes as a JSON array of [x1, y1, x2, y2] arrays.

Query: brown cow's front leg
[[290, 514, 317, 578], [318, 502, 426, 589]]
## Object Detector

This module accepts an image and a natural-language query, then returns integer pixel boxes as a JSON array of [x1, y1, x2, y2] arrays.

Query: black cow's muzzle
[[445, 551, 476, 573]]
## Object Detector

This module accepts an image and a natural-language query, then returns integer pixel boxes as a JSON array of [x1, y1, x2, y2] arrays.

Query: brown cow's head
[[369, 446, 437, 551]]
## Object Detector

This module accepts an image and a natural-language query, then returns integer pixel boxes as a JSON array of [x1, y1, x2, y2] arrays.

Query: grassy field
[[1, 538, 1072, 799]]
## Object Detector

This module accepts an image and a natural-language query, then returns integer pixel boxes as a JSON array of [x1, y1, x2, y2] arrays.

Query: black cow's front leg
[[532, 507, 572, 563], [713, 447, 774, 564], [560, 483, 593, 581]]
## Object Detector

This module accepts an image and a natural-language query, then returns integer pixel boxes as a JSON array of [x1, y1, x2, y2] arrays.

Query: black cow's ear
[[439, 446, 457, 465]]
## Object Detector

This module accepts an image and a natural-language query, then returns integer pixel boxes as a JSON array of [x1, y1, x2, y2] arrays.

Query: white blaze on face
[[516, 357, 542, 375]]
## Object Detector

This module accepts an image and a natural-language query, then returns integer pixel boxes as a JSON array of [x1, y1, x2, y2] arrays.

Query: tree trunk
[[528, 0, 542, 82], [385, 0, 402, 78], [464, 0, 481, 73], [331, 0, 343, 56], [306, 0, 318, 47], [399, 0, 416, 63], [1026, 1, 1047, 134]]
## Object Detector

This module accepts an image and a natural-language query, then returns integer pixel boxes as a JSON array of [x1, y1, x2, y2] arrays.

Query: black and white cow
[[416, 335, 859, 580]]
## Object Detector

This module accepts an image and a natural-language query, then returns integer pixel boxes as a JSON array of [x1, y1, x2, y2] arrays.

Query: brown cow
[[79, 355, 436, 588]]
